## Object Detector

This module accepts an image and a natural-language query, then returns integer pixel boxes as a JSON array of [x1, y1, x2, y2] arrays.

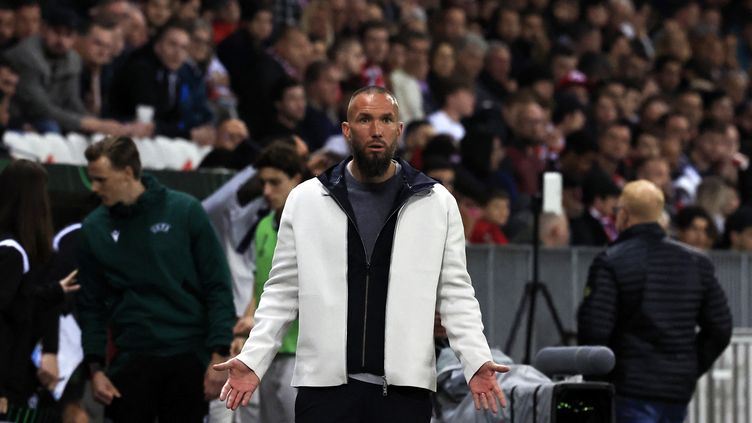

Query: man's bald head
[[346, 86, 400, 122], [618, 180, 665, 229]]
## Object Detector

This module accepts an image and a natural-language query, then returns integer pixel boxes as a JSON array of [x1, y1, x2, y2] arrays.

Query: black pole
[[504, 180, 574, 363], [523, 195, 541, 364]]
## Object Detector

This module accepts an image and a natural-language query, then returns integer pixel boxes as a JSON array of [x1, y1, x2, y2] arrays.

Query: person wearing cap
[[4, 6, 126, 135], [578, 180, 732, 423], [556, 69, 590, 106]]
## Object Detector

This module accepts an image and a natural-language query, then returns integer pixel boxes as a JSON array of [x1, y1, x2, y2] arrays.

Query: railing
[[466, 245, 752, 359], [688, 329, 752, 423]]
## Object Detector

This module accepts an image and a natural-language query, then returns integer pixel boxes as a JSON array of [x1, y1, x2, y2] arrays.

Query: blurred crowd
[[0, 0, 752, 251], [3, 0, 752, 421]]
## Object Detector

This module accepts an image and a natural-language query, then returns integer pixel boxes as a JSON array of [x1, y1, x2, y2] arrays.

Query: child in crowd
[[469, 190, 510, 245]]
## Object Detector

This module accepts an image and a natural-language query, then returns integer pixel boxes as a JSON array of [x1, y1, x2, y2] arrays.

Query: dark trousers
[[295, 378, 432, 423], [616, 396, 688, 423], [106, 353, 208, 423]]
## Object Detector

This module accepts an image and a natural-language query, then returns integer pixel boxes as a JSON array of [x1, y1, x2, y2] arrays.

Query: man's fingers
[[480, 392, 490, 410], [227, 387, 238, 410], [219, 381, 231, 401], [472, 393, 481, 410], [489, 393, 499, 415], [223, 388, 233, 409], [231, 391, 242, 411], [232, 387, 246, 410], [212, 360, 232, 371], [240, 390, 252, 407], [494, 386, 507, 408], [491, 363, 510, 373], [224, 388, 234, 409]]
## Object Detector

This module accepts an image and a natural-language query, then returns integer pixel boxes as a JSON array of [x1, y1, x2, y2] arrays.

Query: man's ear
[[341, 121, 351, 142]]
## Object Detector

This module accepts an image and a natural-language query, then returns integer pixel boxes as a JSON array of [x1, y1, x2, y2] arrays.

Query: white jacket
[[237, 165, 492, 391]]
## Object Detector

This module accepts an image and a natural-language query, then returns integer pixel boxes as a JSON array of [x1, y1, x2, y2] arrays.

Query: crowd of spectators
[[3, 0, 752, 421], [1, 0, 752, 252]]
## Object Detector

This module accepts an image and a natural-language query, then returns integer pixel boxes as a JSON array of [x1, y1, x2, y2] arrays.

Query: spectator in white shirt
[[427, 77, 475, 143]]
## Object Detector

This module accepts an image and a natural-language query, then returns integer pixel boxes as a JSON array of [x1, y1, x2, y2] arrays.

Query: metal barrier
[[465, 245, 752, 423], [688, 329, 752, 423], [467, 245, 752, 358]]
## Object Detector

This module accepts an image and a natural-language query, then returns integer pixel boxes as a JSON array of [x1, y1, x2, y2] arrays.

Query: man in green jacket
[[77, 136, 235, 422]]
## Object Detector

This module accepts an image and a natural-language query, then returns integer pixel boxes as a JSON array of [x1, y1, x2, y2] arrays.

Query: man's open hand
[[468, 361, 510, 415], [213, 358, 260, 410]]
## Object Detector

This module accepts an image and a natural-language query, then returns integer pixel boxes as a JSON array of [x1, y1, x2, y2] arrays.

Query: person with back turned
[[213, 86, 510, 422], [578, 180, 732, 423]]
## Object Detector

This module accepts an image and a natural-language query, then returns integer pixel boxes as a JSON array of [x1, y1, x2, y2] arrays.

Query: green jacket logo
[[150, 223, 171, 234]]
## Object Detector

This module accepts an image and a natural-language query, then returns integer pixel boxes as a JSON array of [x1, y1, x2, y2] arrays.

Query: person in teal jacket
[[234, 141, 307, 423], [77, 136, 235, 423]]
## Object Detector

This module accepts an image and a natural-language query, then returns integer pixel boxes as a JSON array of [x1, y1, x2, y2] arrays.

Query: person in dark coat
[[578, 180, 732, 423], [217, 23, 309, 137], [108, 20, 213, 140], [0, 160, 78, 418], [569, 170, 621, 246]]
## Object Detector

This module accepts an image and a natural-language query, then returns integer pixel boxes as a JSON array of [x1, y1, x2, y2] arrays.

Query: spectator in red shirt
[[469, 190, 510, 245]]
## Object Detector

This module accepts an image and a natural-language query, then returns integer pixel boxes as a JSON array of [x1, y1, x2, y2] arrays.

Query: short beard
[[352, 142, 397, 179]]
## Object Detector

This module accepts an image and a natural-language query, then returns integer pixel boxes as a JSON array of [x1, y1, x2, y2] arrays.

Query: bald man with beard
[[213, 86, 509, 423], [577, 180, 732, 423]]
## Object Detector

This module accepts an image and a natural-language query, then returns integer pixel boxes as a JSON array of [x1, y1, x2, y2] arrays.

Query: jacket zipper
[[358, 189, 425, 368], [362, 264, 369, 366], [324, 180, 432, 374], [323, 189, 372, 368]]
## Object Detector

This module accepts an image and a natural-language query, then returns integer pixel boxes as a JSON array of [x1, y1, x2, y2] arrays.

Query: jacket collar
[[614, 222, 665, 244], [317, 157, 437, 223], [109, 174, 166, 218], [317, 156, 436, 194]]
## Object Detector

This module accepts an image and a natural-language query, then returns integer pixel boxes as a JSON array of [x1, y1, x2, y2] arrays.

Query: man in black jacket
[[578, 179, 732, 423], [108, 20, 212, 141]]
